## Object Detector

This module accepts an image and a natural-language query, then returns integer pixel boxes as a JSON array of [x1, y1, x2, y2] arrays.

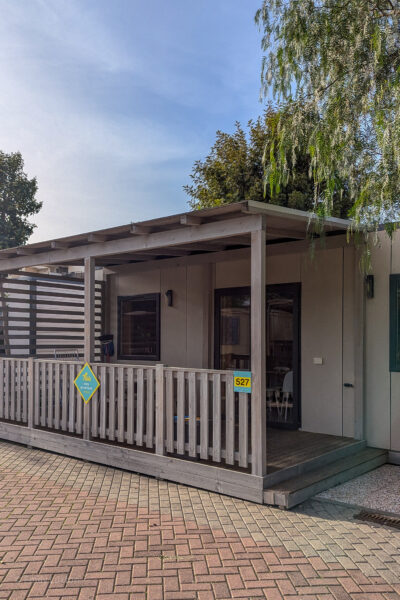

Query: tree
[[0, 152, 41, 249], [255, 1, 400, 233], [185, 110, 351, 217]]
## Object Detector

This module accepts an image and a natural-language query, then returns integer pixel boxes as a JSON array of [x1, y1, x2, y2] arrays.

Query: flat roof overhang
[[0, 200, 349, 272]]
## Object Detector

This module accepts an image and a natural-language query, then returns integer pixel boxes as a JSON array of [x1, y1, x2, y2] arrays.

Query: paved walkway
[[0, 441, 399, 599]]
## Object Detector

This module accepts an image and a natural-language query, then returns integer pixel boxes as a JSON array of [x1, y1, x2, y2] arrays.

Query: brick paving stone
[[0, 441, 400, 599]]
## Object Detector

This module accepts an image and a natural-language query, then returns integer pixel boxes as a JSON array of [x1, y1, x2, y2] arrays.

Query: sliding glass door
[[214, 283, 301, 429]]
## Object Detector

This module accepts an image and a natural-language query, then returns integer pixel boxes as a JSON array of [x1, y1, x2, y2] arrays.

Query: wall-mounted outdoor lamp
[[165, 289, 173, 307], [365, 274, 374, 299]]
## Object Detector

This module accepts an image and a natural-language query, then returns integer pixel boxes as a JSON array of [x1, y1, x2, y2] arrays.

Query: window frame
[[117, 293, 161, 361], [390, 274, 400, 372]]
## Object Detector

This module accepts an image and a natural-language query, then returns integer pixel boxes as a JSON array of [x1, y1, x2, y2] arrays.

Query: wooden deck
[[266, 429, 357, 473], [0, 356, 371, 507]]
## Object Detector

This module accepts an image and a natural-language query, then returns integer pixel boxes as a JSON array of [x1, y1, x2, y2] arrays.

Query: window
[[390, 275, 400, 371], [118, 294, 160, 360]]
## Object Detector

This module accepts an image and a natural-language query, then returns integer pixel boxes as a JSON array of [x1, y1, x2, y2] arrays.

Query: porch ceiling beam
[[177, 243, 227, 252], [130, 224, 154, 235], [16, 247, 36, 255], [51, 241, 70, 250], [180, 214, 203, 226], [88, 233, 109, 243], [137, 248, 191, 257], [0, 214, 265, 272], [267, 228, 306, 240]]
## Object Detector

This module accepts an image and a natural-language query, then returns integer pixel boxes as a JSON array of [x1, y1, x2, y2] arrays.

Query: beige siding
[[301, 248, 344, 436], [109, 264, 210, 368], [108, 240, 356, 437], [342, 245, 356, 438], [365, 233, 391, 449], [391, 232, 400, 451]]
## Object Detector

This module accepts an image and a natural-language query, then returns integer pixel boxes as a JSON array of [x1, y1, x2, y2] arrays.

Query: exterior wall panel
[[108, 240, 353, 438], [365, 233, 391, 449], [301, 248, 343, 436]]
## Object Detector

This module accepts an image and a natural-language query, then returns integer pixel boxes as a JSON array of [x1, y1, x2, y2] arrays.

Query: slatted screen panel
[[0, 272, 104, 359]]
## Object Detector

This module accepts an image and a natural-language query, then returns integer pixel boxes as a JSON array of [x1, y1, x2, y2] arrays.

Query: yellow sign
[[74, 363, 100, 404], [233, 371, 252, 393]]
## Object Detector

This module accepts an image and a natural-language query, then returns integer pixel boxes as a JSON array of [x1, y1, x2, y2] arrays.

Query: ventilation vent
[[354, 510, 400, 531]]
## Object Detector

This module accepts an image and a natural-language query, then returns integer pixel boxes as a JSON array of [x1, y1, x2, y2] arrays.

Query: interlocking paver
[[0, 441, 400, 599]]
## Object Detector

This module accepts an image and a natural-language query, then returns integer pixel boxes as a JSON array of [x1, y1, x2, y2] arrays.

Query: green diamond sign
[[74, 363, 100, 404]]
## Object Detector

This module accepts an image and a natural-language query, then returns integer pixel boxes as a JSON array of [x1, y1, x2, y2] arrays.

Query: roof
[[0, 200, 349, 271]]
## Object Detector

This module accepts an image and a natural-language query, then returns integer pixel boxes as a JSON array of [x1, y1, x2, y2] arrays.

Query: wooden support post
[[251, 222, 267, 477], [155, 364, 165, 455], [83, 256, 95, 440]]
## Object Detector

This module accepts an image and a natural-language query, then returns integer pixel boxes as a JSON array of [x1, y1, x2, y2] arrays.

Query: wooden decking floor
[[266, 429, 356, 474]]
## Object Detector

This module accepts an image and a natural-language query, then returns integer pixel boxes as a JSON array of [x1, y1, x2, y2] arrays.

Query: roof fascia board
[[0, 213, 264, 272], [245, 200, 350, 229]]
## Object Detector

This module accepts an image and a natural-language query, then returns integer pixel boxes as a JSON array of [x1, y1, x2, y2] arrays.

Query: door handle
[[343, 383, 354, 388]]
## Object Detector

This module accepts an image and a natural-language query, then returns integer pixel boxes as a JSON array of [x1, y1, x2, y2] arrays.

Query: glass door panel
[[266, 284, 300, 429], [215, 283, 300, 429], [215, 288, 250, 370]]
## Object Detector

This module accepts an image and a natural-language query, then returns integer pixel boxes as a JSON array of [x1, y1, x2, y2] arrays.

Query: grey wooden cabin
[[0, 201, 388, 508]]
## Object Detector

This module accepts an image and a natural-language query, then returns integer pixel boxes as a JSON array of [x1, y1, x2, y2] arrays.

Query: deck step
[[264, 439, 367, 488], [263, 447, 388, 509]]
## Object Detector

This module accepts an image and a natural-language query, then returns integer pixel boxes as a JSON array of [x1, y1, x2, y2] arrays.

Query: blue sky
[[0, 0, 263, 242]]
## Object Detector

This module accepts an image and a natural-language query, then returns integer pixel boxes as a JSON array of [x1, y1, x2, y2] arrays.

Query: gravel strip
[[315, 464, 400, 514]]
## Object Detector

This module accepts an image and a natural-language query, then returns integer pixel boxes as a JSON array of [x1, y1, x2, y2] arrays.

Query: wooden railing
[[0, 358, 30, 424], [0, 358, 252, 470]]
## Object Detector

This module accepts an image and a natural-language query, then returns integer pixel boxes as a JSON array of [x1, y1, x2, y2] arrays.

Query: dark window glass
[[216, 290, 250, 370], [390, 275, 400, 371], [118, 294, 160, 360]]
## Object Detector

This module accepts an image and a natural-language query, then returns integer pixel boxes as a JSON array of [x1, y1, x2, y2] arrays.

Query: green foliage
[[255, 0, 400, 233], [0, 152, 41, 249], [185, 109, 351, 218]]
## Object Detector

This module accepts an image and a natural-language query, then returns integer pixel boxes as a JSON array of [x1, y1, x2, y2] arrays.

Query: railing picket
[[136, 368, 144, 446], [108, 367, 115, 440], [61, 363, 68, 431], [0, 360, 4, 419], [4, 360, 9, 420], [16, 360, 21, 422], [34, 361, 40, 426], [188, 372, 197, 458], [200, 372, 209, 460], [75, 363, 82, 434], [165, 370, 174, 453], [54, 362, 60, 430], [47, 363, 53, 429], [28, 359, 34, 429], [68, 364, 76, 433], [40, 362, 46, 427], [99, 366, 107, 439], [10, 359, 15, 421], [176, 370, 185, 455], [238, 392, 248, 468], [212, 373, 221, 462], [225, 375, 235, 465], [117, 367, 125, 443], [91, 365, 99, 438], [22, 361, 28, 423], [155, 364, 165, 455], [126, 367, 134, 445], [146, 368, 154, 449]]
